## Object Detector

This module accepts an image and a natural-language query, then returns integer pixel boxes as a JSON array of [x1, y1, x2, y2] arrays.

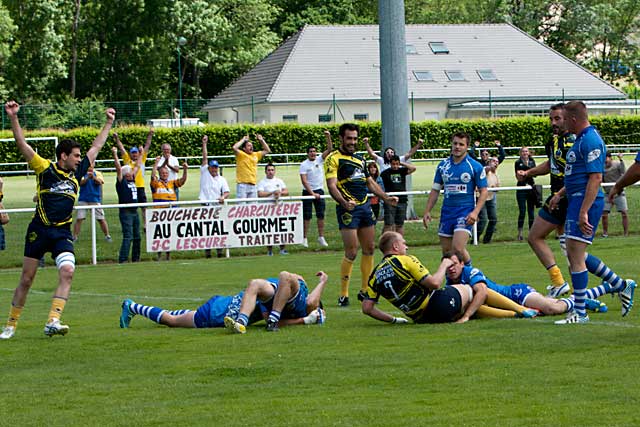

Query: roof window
[[429, 42, 449, 54]]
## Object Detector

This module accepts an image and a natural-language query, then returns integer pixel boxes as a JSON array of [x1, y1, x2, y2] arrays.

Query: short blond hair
[[378, 231, 402, 254]]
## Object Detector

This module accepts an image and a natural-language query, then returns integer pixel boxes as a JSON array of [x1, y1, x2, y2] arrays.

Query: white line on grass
[[0, 287, 205, 302]]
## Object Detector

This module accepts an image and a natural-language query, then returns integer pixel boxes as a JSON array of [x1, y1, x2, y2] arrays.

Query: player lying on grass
[[224, 271, 327, 333], [443, 252, 608, 316], [120, 271, 327, 331], [360, 232, 538, 325]]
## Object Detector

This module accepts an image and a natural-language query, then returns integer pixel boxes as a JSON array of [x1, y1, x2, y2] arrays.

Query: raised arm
[[112, 147, 123, 182], [402, 161, 417, 175], [403, 138, 424, 160], [232, 135, 249, 155], [495, 140, 506, 164], [418, 258, 453, 290], [113, 132, 126, 156], [322, 130, 334, 159], [255, 133, 271, 155], [85, 108, 116, 164], [177, 162, 188, 187], [363, 138, 381, 161], [201, 135, 209, 167], [151, 156, 161, 181], [142, 128, 154, 154], [4, 101, 35, 162]]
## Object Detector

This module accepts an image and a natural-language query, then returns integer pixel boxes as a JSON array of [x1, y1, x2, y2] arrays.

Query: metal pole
[[333, 93, 336, 122], [91, 207, 97, 265], [562, 88, 565, 103], [178, 47, 183, 127]]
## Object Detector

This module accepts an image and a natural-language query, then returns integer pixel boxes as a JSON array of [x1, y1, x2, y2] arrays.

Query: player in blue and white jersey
[[119, 271, 327, 331], [556, 101, 636, 324], [444, 252, 607, 316], [423, 132, 488, 265]]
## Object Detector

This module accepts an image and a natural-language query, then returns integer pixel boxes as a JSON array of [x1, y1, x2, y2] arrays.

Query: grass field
[[1, 239, 639, 426]]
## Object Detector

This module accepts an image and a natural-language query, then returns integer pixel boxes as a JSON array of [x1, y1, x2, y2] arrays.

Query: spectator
[[199, 135, 230, 258], [380, 155, 416, 236], [298, 130, 333, 248], [232, 134, 271, 199], [115, 129, 154, 229], [0, 177, 9, 251], [150, 157, 188, 261], [367, 161, 384, 221], [158, 143, 180, 199], [602, 152, 628, 237], [514, 146, 537, 241], [364, 138, 423, 172], [477, 157, 501, 243], [469, 140, 506, 166], [257, 163, 289, 256], [73, 163, 112, 242], [113, 147, 141, 264]]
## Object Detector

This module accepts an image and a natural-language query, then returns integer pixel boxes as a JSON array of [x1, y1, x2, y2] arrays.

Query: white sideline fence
[[1, 181, 634, 265]]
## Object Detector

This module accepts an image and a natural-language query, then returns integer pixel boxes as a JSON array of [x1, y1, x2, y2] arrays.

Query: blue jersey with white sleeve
[[446, 265, 497, 288], [432, 155, 487, 209], [636, 151, 640, 163], [446, 265, 534, 304], [564, 126, 605, 198]]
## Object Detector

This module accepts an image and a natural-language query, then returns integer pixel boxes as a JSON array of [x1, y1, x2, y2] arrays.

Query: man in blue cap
[[200, 135, 230, 258]]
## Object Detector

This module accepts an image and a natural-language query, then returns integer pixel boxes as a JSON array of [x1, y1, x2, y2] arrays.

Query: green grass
[[1, 241, 640, 426]]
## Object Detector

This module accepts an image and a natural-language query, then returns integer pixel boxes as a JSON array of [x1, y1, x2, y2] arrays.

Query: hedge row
[[1, 115, 640, 166]]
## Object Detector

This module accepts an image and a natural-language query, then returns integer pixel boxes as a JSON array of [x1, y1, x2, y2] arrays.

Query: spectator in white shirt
[[200, 135, 230, 258], [299, 130, 333, 248], [257, 163, 289, 256], [159, 143, 180, 199]]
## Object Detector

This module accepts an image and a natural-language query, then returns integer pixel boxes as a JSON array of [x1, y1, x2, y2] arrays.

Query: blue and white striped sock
[[586, 281, 613, 299], [167, 309, 190, 316], [129, 302, 165, 323], [571, 270, 588, 317], [561, 297, 574, 313], [268, 310, 281, 324], [237, 313, 249, 326], [585, 253, 625, 292]]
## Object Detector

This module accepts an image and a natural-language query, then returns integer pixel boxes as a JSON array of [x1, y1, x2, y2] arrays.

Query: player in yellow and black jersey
[[362, 232, 541, 324], [325, 124, 398, 307], [0, 101, 115, 340], [517, 103, 575, 298]]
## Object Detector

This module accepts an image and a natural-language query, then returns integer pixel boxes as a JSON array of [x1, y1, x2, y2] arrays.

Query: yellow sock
[[7, 304, 23, 328], [547, 264, 566, 287], [476, 305, 517, 318], [360, 255, 374, 291], [485, 289, 527, 314], [48, 297, 67, 323], [340, 257, 354, 297]]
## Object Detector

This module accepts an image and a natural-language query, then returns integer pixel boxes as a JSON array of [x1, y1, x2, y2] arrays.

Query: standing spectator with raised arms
[[423, 132, 488, 266], [200, 135, 230, 258], [325, 123, 398, 307], [380, 155, 416, 236], [233, 134, 271, 199], [0, 101, 115, 339], [364, 137, 423, 172], [158, 143, 180, 199], [113, 147, 141, 264], [299, 130, 333, 248], [469, 139, 506, 166]]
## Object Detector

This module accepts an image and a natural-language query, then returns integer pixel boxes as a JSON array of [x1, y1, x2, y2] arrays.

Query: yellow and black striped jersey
[[324, 149, 369, 204], [546, 133, 575, 193], [30, 153, 89, 226], [366, 254, 432, 320]]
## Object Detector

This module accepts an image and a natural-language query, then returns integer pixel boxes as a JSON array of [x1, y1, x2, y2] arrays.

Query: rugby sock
[[48, 296, 67, 322], [571, 270, 588, 317], [360, 255, 374, 291], [485, 289, 527, 314], [561, 297, 574, 313], [558, 234, 568, 259], [129, 302, 165, 323], [167, 309, 190, 316], [6, 304, 23, 328], [340, 257, 354, 297], [268, 310, 281, 324], [547, 264, 566, 288], [584, 253, 625, 291], [236, 313, 249, 326], [586, 281, 613, 299], [475, 305, 516, 318]]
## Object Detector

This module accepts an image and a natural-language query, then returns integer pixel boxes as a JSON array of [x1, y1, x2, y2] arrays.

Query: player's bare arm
[[367, 176, 397, 206], [86, 108, 116, 164], [4, 101, 35, 162]]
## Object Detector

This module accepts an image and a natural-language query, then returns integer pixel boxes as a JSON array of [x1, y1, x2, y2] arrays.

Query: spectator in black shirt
[[380, 156, 416, 236], [514, 147, 536, 240]]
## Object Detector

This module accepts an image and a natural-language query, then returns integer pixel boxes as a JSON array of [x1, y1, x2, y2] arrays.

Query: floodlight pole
[[177, 36, 187, 127]]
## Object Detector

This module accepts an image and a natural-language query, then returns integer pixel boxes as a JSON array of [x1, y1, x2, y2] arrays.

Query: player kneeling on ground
[[120, 271, 327, 332]]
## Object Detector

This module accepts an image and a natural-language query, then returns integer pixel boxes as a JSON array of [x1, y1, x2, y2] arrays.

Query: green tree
[[0, 4, 16, 99], [3, 0, 69, 100]]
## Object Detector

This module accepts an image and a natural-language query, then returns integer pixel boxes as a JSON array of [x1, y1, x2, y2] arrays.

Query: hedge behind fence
[[1, 115, 640, 167]]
